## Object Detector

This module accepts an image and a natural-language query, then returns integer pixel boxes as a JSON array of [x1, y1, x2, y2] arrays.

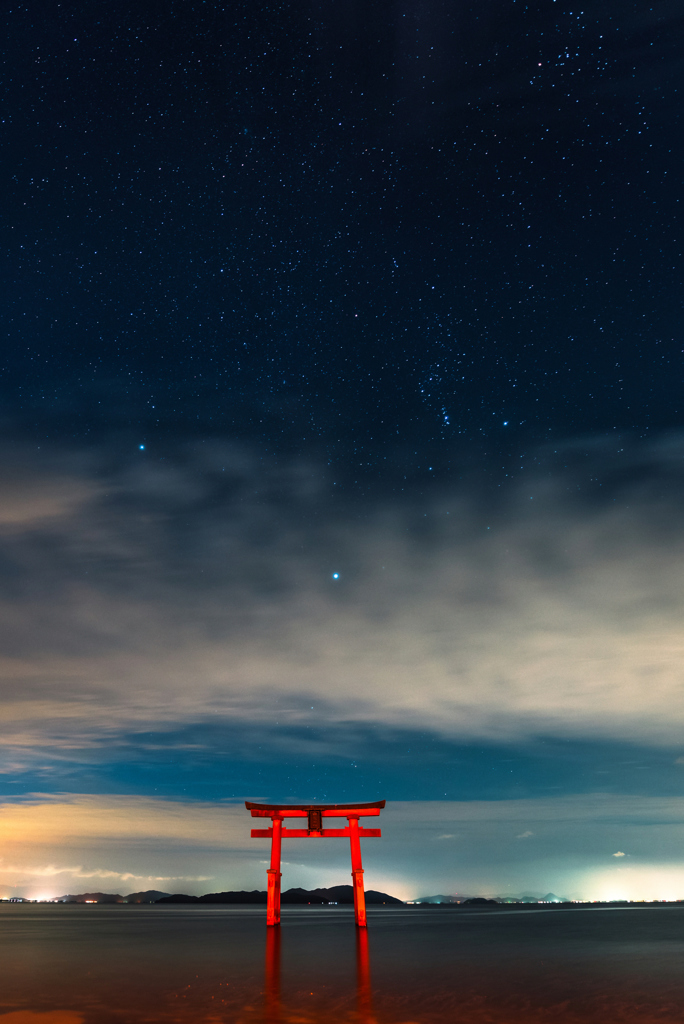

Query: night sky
[[2, 0, 684, 902]]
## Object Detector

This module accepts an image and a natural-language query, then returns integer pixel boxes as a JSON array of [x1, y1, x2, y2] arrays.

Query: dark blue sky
[[3, 0, 682, 451]]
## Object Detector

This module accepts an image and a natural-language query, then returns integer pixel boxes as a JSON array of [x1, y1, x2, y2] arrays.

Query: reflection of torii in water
[[246, 800, 385, 927], [264, 921, 375, 1024]]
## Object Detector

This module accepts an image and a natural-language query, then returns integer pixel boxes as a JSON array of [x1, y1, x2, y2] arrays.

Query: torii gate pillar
[[348, 816, 366, 927], [266, 816, 283, 927], [246, 800, 385, 927]]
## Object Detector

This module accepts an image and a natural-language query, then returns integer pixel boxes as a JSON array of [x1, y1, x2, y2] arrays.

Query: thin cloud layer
[[2, 435, 684, 767], [4, 793, 684, 901]]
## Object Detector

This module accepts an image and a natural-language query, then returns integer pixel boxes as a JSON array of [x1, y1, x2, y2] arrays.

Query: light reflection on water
[[2, 904, 684, 1022]]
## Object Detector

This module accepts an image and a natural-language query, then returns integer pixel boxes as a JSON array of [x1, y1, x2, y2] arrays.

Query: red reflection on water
[[264, 925, 281, 1023], [355, 926, 376, 1024], [263, 923, 375, 1023]]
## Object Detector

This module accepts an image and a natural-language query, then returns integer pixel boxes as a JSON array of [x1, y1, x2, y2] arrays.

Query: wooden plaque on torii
[[246, 799, 386, 927]]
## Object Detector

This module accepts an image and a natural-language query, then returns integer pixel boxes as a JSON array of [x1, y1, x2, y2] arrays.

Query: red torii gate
[[246, 800, 385, 927]]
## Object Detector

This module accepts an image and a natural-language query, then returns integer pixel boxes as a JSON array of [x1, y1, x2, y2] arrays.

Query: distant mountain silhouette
[[282, 885, 402, 905], [157, 890, 266, 904], [53, 892, 124, 903], [412, 896, 500, 906], [123, 890, 171, 903], [413, 891, 572, 905], [413, 892, 573, 909], [51, 890, 170, 904], [157, 893, 203, 904], [495, 892, 571, 903], [157, 885, 402, 905], [412, 894, 474, 904]]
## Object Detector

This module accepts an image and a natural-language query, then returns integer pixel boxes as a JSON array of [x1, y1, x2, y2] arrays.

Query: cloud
[[0, 793, 248, 846], [0, 474, 97, 528], [0, 864, 210, 882], [516, 831, 534, 839], [4, 434, 684, 765], [587, 862, 684, 902], [0, 793, 251, 898], [613, 851, 626, 857], [3, 793, 684, 901]]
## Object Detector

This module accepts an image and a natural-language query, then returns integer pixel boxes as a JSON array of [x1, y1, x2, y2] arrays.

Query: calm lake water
[[2, 903, 684, 1023]]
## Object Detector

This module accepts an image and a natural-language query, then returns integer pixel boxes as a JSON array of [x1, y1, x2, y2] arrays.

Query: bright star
[[503, 421, 508, 426], [139, 445, 145, 450], [332, 573, 339, 579]]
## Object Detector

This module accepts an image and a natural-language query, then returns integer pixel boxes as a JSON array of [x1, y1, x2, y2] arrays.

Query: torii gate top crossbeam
[[245, 800, 385, 815], [246, 800, 384, 834]]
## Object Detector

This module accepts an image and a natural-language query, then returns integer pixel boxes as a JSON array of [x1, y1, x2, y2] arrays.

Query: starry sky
[[2, 0, 684, 901]]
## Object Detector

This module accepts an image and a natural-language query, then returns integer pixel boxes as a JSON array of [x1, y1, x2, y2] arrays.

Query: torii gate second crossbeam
[[246, 800, 385, 927]]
